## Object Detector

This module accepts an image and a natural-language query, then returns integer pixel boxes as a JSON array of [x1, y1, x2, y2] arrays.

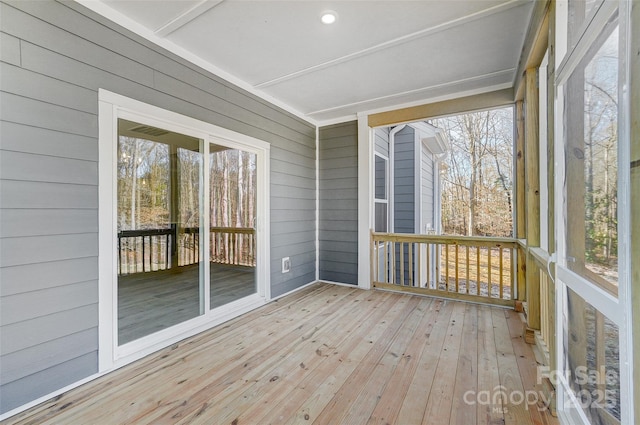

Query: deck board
[[2, 283, 558, 425]]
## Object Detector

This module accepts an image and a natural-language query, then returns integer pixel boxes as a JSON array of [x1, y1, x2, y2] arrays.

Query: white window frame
[[553, 1, 633, 423], [98, 89, 271, 372], [373, 152, 389, 234]]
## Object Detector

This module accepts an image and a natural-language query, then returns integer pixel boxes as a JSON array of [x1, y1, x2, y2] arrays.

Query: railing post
[[526, 253, 541, 330], [370, 230, 374, 287], [517, 246, 526, 301]]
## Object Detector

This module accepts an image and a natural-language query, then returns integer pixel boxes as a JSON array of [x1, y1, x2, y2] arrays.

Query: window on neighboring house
[[374, 153, 389, 232]]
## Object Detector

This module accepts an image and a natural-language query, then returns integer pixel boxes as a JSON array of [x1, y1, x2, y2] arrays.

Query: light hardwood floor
[[4, 283, 558, 425]]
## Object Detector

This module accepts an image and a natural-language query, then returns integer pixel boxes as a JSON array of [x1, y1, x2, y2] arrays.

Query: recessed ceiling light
[[321, 11, 337, 25]]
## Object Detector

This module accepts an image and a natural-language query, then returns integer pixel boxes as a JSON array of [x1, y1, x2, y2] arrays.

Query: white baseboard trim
[[271, 279, 322, 301], [317, 279, 362, 288]]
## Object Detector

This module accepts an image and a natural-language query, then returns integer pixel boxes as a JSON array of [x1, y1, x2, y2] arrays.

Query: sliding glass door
[[99, 90, 270, 371], [114, 121, 261, 347]]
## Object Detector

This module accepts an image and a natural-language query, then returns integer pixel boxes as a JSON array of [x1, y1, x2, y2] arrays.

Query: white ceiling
[[86, 0, 534, 125]]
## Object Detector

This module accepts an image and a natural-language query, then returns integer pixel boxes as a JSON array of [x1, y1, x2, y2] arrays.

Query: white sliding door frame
[[98, 89, 270, 372]]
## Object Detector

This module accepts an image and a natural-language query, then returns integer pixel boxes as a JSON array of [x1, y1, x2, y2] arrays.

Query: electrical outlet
[[282, 257, 291, 273]]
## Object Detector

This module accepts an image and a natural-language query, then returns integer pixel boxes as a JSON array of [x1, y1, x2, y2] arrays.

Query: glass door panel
[[564, 288, 620, 422], [209, 144, 257, 309], [565, 22, 619, 295], [117, 119, 203, 345], [557, 3, 628, 422]]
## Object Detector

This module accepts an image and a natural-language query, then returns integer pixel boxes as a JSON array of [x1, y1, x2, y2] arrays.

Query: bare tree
[[432, 107, 513, 237]]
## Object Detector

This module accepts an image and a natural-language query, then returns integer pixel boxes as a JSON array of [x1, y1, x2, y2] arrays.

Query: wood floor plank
[[217, 291, 398, 425], [310, 295, 424, 424], [504, 309, 553, 424], [117, 286, 362, 424], [176, 288, 382, 425], [492, 308, 531, 425], [257, 292, 405, 425], [450, 303, 479, 425], [365, 297, 445, 425], [476, 305, 504, 425], [421, 301, 467, 424], [395, 299, 453, 425], [340, 297, 435, 424]]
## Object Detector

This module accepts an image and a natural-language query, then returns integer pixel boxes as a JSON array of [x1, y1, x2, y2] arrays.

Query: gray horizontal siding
[[393, 127, 416, 234], [1, 121, 98, 161], [319, 121, 358, 285], [374, 127, 390, 157], [0, 328, 97, 385], [0, 32, 20, 66], [0, 352, 97, 415], [1, 150, 98, 185], [0, 180, 98, 209], [1, 62, 98, 113], [1, 209, 97, 238], [1, 234, 98, 268], [1, 304, 98, 356], [0, 258, 98, 296], [0, 0, 316, 414], [1, 280, 98, 326]]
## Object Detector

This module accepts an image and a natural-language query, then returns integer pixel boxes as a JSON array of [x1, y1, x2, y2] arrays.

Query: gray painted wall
[[374, 127, 390, 158], [318, 121, 358, 285], [393, 126, 416, 234], [0, 0, 316, 414]]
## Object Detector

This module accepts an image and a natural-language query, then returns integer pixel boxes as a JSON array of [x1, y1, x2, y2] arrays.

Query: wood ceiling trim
[[367, 88, 514, 128], [154, 0, 223, 37]]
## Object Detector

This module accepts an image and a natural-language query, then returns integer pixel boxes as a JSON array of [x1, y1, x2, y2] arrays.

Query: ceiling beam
[[367, 88, 514, 128], [154, 0, 224, 37]]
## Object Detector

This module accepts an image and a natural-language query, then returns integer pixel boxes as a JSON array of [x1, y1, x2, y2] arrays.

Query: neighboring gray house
[[374, 122, 448, 236], [373, 123, 448, 285]]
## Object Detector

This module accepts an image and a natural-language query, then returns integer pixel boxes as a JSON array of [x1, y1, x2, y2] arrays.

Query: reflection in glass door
[[209, 144, 257, 309], [117, 119, 203, 345]]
